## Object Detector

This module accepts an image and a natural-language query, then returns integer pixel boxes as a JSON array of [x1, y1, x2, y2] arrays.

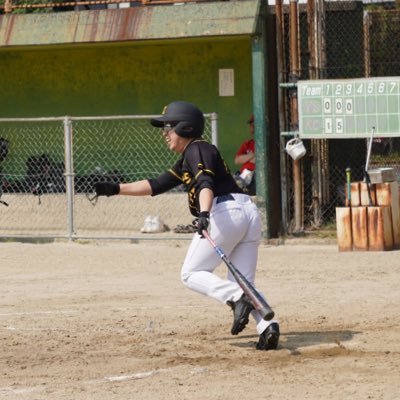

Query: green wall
[[0, 37, 254, 172]]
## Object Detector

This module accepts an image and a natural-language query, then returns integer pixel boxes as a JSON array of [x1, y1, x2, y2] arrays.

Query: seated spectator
[[234, 114, 256, 195]]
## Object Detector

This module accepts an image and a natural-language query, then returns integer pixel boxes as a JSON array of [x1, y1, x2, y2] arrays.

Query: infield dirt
[[0, 240, 399, 399]]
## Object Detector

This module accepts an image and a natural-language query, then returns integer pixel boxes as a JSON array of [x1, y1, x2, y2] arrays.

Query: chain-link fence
[[0, 114, 217, 239], [279, 1, 400, 233]]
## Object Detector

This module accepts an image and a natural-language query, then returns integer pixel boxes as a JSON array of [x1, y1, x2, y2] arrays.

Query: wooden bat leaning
[[202, 230, 275, 321], [345, 167, 351, 207]]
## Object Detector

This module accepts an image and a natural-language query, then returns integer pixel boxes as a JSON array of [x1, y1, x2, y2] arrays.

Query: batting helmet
[[150, 101, 205, 138]]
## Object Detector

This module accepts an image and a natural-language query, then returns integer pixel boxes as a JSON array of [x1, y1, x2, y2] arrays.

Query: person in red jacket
[[234, 114, 256, 195]]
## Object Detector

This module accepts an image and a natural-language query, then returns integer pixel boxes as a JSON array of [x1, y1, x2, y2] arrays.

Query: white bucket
[[285, 138, 306, 160]]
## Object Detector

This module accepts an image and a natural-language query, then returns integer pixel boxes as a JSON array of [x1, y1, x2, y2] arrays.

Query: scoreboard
[[298, 77, 400, 139]]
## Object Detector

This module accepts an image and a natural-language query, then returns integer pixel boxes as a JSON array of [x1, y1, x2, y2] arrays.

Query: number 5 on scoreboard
[[336, 118, 343, 134]]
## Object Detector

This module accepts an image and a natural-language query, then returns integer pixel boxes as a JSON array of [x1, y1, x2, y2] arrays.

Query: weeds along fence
[[0, 114, 217, 240]]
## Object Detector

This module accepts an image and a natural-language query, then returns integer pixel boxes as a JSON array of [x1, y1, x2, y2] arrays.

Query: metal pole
[[309, 0, 328, 228], [363, 11, 371, 78], [63, 117, 75, 241], [307, 0, 317, 79], [252, 6, 271, 239], [289, 0, 303, 234], [210, 112, 218, 148], [308, 0, 321, 228], [275, 0, 289, 235]]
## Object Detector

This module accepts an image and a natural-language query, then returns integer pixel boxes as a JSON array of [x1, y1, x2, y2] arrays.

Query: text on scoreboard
[[298, 77, 400, 139]]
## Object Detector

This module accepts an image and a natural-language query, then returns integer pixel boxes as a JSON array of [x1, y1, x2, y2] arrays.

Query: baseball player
[[94, 101, 280, 350]]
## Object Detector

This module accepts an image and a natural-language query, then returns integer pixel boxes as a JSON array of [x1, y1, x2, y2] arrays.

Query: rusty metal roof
[[0, 0, 261, 47]]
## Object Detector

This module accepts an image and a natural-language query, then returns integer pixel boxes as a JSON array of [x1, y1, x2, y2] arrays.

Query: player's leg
[[200, 196, 260, 335], [228, 241, 280, 349], [227, 200, 280, 349], [180, 199, 249, 304], [180, 234, 243, 303]]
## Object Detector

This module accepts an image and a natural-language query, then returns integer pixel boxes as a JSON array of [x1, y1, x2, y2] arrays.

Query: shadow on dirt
[[226, 329, 360, 352], [281, 329, 359, 352]]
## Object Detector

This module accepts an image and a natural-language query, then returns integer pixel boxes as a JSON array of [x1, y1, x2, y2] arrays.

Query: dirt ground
[[0, 239, 399, 400]]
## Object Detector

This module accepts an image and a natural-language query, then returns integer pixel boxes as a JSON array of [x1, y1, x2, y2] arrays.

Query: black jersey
[[148, 139, 243, 216]]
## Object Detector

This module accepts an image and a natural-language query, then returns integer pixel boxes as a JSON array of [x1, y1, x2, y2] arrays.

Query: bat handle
[[202, 230, 220, 253], [345, 167, 351, 207], [365, 126, 375, 172], [259, 306, 275, 321]]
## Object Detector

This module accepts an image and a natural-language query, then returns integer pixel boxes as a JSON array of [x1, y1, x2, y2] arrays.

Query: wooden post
[[375, 181, 400, 249], [351, 207, 369, 251], [336, 207, 352, 251], [4, 0, 12, 13], [350, 182, 361, 206], [360, 182, 376, 206], [367, 206, 394, 251], [289, 0, 303, 234], [276, 0, 289, 235]]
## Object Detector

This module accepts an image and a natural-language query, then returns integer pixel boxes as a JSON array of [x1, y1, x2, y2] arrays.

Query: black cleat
[[256, 322, 280, 350], [227, 294, 254, 335]]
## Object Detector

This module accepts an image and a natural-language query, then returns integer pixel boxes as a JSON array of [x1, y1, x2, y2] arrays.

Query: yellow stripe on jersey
[[168, 169, 183, 181], [196, 163, 215, 178], [194, 170, 203, 180], [203, 168, 215, 176]]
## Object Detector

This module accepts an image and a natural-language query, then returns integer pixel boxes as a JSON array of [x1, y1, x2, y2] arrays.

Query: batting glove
[[94, 182, 120, 197], [196, 211, 210, 238]]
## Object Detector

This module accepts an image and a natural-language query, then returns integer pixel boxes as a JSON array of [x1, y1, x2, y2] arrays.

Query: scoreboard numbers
[[298, 77, 400, 138]]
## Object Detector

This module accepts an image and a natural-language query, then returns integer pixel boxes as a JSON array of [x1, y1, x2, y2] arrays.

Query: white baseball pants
[[181, 193, 277, 335]]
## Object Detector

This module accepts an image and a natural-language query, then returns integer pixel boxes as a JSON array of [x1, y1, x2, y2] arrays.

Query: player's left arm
[[195, 187, 213, 237], [94, 169, 181, 198], [119, 180, 153, 196], [198, 187, 213, 213]]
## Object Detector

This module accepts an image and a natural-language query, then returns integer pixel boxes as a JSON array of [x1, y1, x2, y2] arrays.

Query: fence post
[[289, 0, 304, 234], [275, 0, 289, 235], [363, 11, 371, 78], [63, 117, 75, 241], [4, 0, 12, 13], [210, 112, 218, 147], [252, 13, 272, 239]]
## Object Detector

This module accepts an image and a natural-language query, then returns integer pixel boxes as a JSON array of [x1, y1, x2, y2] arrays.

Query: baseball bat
[[202, 230, 275, 321], [345, 167, 351, 207], [364, 127, 375, 206]]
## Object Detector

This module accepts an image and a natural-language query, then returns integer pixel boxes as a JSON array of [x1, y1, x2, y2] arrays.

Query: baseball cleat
[[227, 293, 254, 335], [256, 322, 280, 350]]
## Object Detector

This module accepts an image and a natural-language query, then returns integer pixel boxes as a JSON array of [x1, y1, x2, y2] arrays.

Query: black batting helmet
[[150, 101, 205, 138]]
